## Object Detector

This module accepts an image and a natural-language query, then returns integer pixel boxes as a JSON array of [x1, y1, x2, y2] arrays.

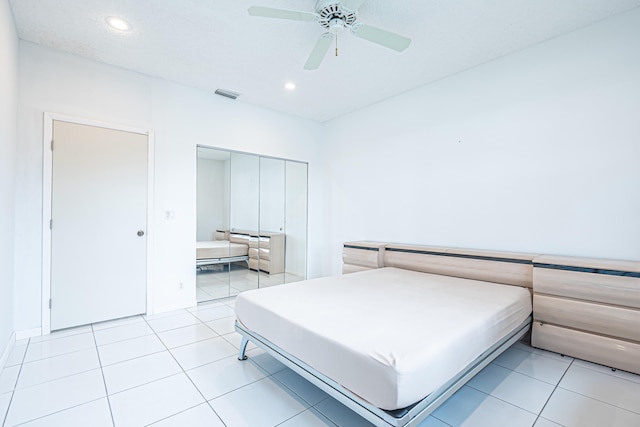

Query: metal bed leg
[[238, 337, 249, 361]]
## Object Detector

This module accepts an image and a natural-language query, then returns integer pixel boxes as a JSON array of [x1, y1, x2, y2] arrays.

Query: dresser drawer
[[249, 258, 271, 272], [230, 233, 250, 244], [249, 248, 271, 260], [249, 236, 271, 249], [534, 294, 640, 342]]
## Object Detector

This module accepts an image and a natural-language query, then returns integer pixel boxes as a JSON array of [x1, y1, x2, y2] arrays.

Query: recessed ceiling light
[[284, 82, 296, 91], [106, 16, 132, 31]]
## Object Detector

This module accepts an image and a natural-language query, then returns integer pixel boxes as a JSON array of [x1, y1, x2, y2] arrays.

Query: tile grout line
[[141, 403, 207, 427], [90, 324, 117, 427], [151, 310, 237, 351], [141, 313, 229, 427], [430, 413, 454, 427], [462, 355, 555, 417], [532, 355, 575, 427], [536, 358, 640, 419], [288, 393, 340, 426], [430, 347, 553, 427], [92, 316, 146, 333], [273, 406, 332, 427], [1, 338, 31, 427], [18, 346, 95, 366], [20, 332, 97, 365], [511, 344, 573, 363], [570, 360, 640, 386], [489, 359, 570, 386], [464, 382, 541, 416], [95, 333, 168, 367], [189, 299, 233, 311], [269, 377, 331, 427], [553, 384, 640, 417], [12, 365, 103, 393], [10, 398, 106, 427], [27, 328, 92, 344], [267, 369, 330, 421]]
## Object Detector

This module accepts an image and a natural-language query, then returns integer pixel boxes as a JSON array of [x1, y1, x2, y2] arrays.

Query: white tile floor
[[2, 297, 640, 427]]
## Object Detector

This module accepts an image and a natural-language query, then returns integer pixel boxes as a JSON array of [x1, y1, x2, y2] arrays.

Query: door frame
[[41, 112, 155, 334]]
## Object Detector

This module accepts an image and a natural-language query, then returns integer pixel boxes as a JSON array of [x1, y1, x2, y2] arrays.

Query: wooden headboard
[[384, 244, 536, 288], [343, 241, 537, 288], [342, 241, 640, 375], [342, 241, 386, 274]]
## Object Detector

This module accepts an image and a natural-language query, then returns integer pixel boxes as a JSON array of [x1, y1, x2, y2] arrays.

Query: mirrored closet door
[[196, 146, 308, 302]]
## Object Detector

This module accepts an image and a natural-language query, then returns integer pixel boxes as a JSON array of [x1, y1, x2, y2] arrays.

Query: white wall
[[0, 0, 18, 358], [15, 41, 323, 331], [196, 158, 227, 240], [322, 8, 640, 274]]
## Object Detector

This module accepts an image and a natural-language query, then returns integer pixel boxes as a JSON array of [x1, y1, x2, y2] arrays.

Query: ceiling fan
[[248, 0, 411, 70]]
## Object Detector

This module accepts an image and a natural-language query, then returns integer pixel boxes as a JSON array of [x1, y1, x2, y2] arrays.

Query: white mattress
[[235, 267, 532, 410], [196, 240, 248, 260]]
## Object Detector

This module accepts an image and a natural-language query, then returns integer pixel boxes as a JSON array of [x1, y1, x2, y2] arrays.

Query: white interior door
[[50, 120, 148, 330]]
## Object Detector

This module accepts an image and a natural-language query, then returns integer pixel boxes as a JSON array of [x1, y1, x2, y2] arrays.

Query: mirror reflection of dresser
[[248, 232, 284, 274], [196, 146, 308, 302]]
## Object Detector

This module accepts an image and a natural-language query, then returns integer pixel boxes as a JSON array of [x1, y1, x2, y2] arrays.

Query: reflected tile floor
[[196, 266, 303, 303], [2, 297, 640, 426]]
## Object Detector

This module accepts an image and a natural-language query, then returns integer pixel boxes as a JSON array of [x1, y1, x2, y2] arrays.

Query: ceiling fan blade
[[304, 33, 335, 70], [351, 23, 411, 52], [248, 6, 317, 22], [341, 0, 368, 12]]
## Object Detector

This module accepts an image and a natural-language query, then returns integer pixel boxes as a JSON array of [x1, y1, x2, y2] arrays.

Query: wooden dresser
[[247, 232, 285, 274], [532, 255, 640, 375]]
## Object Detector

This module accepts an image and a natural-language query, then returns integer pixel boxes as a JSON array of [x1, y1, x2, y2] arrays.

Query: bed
[[234, 242, 535, 426], [196, 240, 249, 266]]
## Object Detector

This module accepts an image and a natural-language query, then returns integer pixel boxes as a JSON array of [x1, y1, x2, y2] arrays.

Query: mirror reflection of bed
[[196, 146, 307, 303]]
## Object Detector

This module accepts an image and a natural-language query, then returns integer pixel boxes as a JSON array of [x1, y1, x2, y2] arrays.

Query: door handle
[[137, 230, 145, 237]]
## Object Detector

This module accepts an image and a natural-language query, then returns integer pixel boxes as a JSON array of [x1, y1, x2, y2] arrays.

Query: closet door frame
[[41, 112, 156, 335]]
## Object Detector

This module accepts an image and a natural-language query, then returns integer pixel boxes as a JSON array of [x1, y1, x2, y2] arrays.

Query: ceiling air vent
[[215, 89, 240, 100]]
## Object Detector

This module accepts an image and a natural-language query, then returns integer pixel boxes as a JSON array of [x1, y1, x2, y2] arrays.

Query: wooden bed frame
[[343, 241, 640, 376]]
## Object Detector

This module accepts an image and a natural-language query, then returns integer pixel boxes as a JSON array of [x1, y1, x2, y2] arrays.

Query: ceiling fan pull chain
[[335, 33, 339, 57]]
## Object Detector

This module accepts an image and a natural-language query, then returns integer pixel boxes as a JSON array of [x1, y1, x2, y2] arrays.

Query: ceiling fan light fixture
[[106, 16, 132, 31], [329, 18, 346, 33]]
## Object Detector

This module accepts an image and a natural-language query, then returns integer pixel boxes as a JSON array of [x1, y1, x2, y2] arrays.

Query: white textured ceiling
[[10, 0, 640, 122]]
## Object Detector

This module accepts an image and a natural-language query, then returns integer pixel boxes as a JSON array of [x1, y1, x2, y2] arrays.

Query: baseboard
[[15, 327, 41, 341], [152, 300, 195, 315], [0, 331, 16, 371]]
